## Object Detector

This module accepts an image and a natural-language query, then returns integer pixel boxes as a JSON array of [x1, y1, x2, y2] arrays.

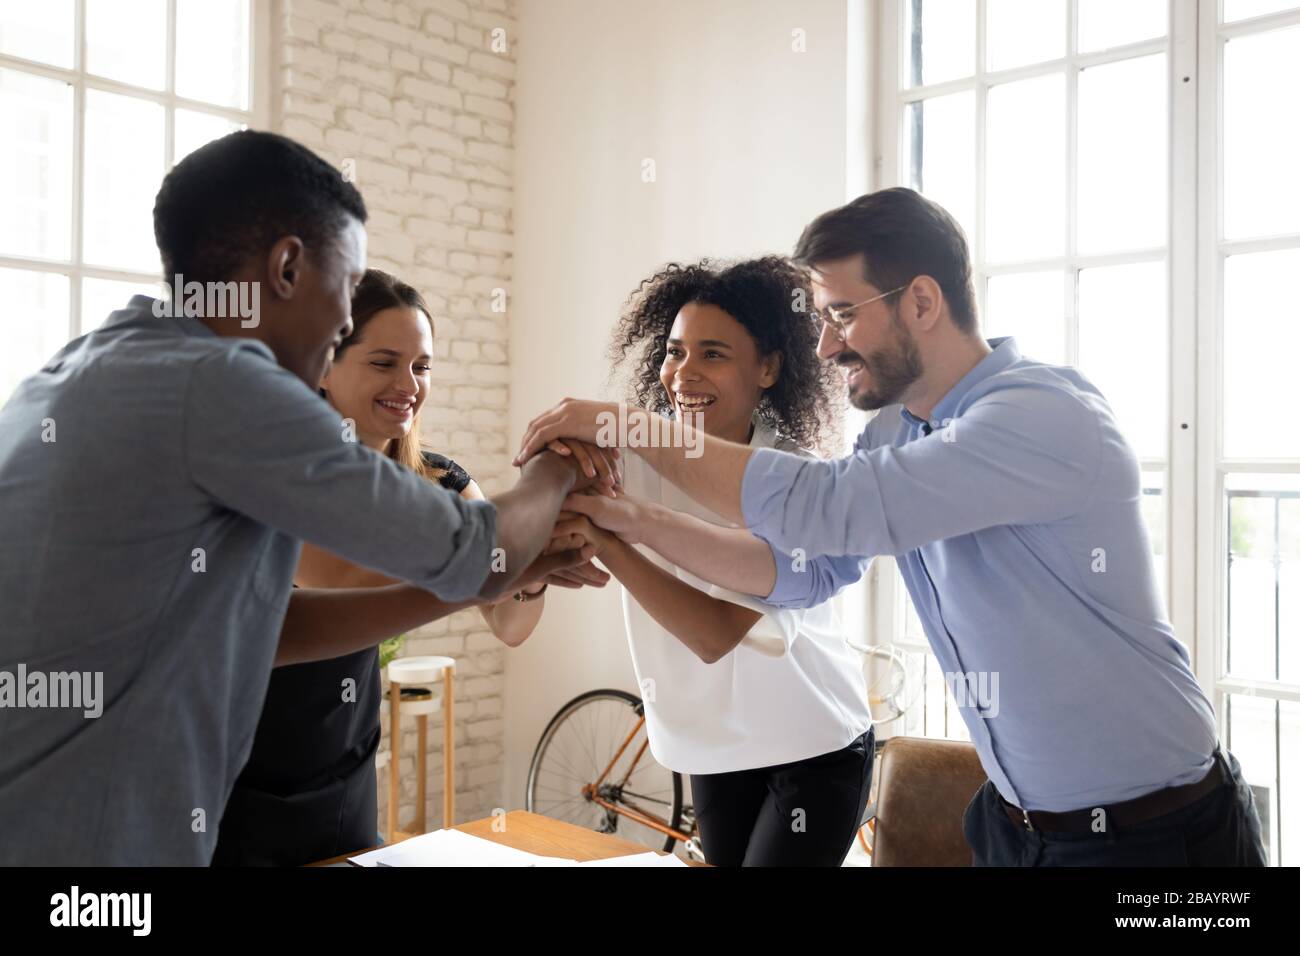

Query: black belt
[[997, 752, 1227, 835]]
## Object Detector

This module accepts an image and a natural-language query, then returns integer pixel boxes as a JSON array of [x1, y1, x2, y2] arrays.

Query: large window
[[873, 0, 1300, 864], [0, 0, 266, 404]]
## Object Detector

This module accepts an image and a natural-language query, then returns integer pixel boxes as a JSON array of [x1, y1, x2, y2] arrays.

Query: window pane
[[0, 68, 72, 261], [174, 109, 242, 165], [1224, 26, 1300, 240], [904, 91, 975, 245], [81, 276, 162, 334], [1141, 469, 1167, 602], [1225, 474, 1300, 685], [85, 0, 166, 90], [83, 89, 164, 273], [1077, 261, 1167, 461], [1225, 0, 1300, 21], [0, 0, 74, 67], [1078, 54, 1167, 255], [0, 267, 69, 405], [986, 0, 1064, 72], [904, 0, 975, 88], [176, 0, 250, 110], [1223, 250, 1300, 459], [985, 271, 1066, 365], [986, 73, 1065, 262], [1226, 693, 1281, 864], [1078, 0, 1167, 53]]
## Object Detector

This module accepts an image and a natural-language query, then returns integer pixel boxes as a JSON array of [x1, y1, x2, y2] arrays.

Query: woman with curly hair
[[547, 257, 874, 866]]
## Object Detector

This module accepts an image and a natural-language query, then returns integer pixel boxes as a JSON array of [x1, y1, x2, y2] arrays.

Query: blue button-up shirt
[[742, 337, 1216, 812]]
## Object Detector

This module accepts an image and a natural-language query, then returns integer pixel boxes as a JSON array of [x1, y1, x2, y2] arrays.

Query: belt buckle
[[1021, 807, 1034, 832]]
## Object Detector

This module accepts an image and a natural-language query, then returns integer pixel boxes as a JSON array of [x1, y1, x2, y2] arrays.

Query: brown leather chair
[[864, 736, 987, 866]]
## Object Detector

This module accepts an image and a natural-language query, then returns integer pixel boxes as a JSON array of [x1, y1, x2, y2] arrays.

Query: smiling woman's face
[[658, 301, 780, 444], [320, 305, 434, 449]]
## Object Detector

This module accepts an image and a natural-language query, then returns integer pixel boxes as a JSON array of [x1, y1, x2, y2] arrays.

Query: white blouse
[[618, 419, 873, 775]]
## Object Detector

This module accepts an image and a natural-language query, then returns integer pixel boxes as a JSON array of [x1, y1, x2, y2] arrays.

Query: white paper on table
[[349, 828, 577, 867]]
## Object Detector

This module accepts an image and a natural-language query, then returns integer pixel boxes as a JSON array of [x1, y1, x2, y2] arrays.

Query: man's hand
[[546, 437, 622, 497], [514, 399, 623, 467], [546, 510, 616, 558], [560, 492, 651, 545]]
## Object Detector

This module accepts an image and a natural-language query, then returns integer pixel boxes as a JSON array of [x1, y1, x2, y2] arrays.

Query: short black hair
[[793, 187, 978, 333], [609, 256, 837, 449], [153, 130, 367, 285]]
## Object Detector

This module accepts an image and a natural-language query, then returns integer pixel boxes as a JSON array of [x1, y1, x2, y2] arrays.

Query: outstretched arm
[[547, 513, 761, 664], [277, 545, 596, 666]]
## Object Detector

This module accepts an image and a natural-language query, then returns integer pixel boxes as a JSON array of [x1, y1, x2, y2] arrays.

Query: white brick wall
[[276, 0, 518, 833]]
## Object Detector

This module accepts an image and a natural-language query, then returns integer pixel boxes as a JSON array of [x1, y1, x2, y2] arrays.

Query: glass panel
[[986, 73, 1065, 262], [904, 90, 976, 245], [0, 68, 72, 261], [0, 267, 69, 405], [85, 0, 166, 91], [986, 0, 1065, 72], [80, 276, 163, 334], [1077, 54, 1167, 255], [0, 0, 74, 67], [174, 109, 242, 165], [1223, 250, 1300, 459], [1141, 469, 1167, 602], [904, 0, 975, 89], [985, 271, 1066, 366], [176, 0, 250, 110], [1226, 693, 1279, 864], [1077, 260, 1167, 460], [1283, 699, 1299, 866], [1225, 0, 1300, 21], [1078, 0, 1167, 53], [1224, 26, 1300, 240], [1225, 473, 1300, 685], [82, 89, 164, 273]]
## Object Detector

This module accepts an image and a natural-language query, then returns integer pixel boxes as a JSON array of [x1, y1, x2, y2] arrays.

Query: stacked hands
[[512, 399, 648, 595]]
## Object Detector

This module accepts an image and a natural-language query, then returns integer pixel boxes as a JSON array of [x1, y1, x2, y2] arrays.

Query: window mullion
[[69, 0, 87, 339], [1169, 0, 1202, 670]]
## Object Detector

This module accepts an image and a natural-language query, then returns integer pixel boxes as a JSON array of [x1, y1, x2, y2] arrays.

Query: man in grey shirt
[[0, 131, 609, 864]]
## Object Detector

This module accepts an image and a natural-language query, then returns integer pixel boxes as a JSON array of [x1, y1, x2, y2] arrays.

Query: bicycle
[[524, 646, 915, 863]]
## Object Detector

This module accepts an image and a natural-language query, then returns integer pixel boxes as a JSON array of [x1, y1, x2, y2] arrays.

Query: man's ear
[[909, 276, 944, 332], [759, 351, 782, 389], [266, 236, 305, 300]]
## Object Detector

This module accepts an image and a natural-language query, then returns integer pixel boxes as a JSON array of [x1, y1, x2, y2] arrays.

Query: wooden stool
[[385, 655, 456, 840]]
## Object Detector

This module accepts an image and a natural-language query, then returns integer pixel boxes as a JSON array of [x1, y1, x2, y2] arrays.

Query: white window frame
[[0, 0, 272, 340], [868, 0, 1300, 859]]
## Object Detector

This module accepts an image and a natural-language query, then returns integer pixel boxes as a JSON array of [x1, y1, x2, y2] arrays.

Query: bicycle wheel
[[526, 688, 683, 853]]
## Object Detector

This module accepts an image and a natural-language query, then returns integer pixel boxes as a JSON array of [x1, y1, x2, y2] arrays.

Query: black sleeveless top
[[212, 452, 472, 866]]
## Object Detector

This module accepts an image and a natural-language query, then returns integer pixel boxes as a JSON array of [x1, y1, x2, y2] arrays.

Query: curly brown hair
[[608, 257, 836, 449]]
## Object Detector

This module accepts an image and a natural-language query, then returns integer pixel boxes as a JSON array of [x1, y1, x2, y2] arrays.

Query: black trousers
[[689, 728, 875, 867], [962, 748, 1268, 866]]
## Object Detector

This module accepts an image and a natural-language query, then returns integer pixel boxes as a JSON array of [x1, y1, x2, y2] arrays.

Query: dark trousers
[[962, 749, 1268, 866], [690, 728, 875, 867]]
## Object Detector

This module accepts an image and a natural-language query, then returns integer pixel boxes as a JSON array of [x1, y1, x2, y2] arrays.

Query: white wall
[[505, 0, 863, 806]]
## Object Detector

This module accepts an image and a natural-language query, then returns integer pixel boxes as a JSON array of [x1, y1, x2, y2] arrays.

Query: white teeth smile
[[676, 394, 716, 409], [378, 400, 412, 410]]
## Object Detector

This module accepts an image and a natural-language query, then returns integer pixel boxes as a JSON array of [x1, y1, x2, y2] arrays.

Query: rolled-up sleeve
[[183, 343, 497, 601], [741, 384, 1101, 566]]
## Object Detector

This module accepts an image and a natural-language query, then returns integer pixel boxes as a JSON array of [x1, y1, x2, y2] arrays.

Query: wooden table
[[308, 810, 698, 866]]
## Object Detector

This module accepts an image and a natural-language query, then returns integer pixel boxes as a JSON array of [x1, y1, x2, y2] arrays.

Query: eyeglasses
[[810, 284, 909, 342]]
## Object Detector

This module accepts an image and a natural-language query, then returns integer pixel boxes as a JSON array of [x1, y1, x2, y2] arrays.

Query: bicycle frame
[[580, 713, 694, 846]]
